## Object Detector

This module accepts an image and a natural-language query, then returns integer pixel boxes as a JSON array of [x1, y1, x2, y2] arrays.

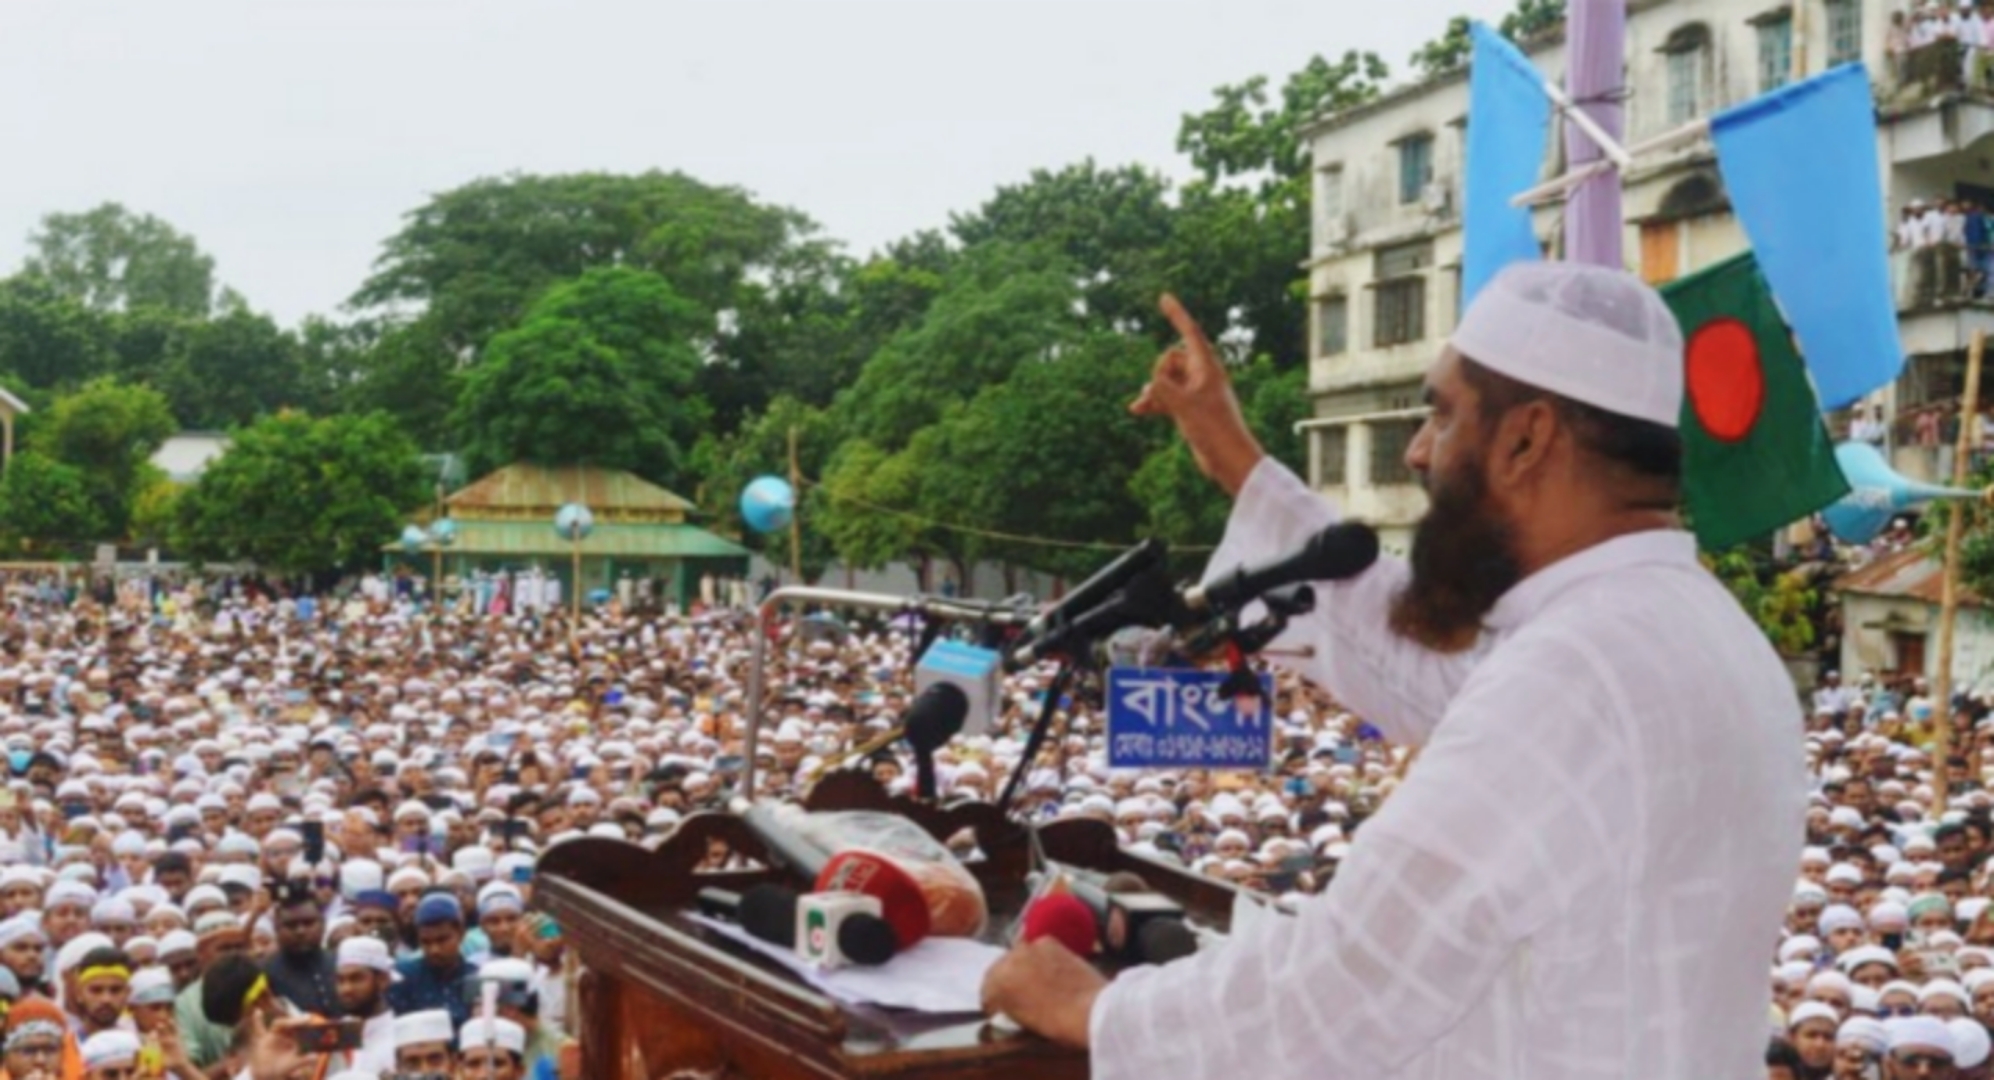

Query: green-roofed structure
[[386, 462, 749, 607]]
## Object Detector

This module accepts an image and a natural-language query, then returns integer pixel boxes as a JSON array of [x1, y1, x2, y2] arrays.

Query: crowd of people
[[0, 565, 1399, 1080], [8, 546, 1994, 1077]]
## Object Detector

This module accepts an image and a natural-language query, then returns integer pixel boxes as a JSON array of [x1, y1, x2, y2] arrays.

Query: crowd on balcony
[[1895, 197, 1994, 306], [1893, 3, 1994, 92]]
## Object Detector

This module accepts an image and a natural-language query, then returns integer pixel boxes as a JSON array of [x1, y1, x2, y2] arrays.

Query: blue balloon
[[740, 475, 795, 534], [1821, 442, 1980, 544]]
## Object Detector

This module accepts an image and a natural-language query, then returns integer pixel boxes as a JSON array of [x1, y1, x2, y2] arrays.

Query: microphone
[[1180, 522, 1380, 618], [1007, 563, 1183, 670], [1048, 867, 1199, 966], [804, 681, 970, 785], [1012, 539, 1167, 663], [697, 883, 803, 948], [905, 682, 969, 800], [698, 884, 900, 966], [1021, 892, 1099, 957], [736, 802, 936, 950]]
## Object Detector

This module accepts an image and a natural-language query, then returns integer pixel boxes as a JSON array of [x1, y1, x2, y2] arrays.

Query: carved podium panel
[[534, 773, 1237, 1079]]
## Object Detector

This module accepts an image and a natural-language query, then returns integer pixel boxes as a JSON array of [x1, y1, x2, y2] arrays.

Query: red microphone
[[1022, 892, 1099, 957], [815, 851, 934, 951]]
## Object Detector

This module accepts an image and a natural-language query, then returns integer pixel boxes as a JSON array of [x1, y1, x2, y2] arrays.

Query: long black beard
[[1387, 459, 1524, 653]]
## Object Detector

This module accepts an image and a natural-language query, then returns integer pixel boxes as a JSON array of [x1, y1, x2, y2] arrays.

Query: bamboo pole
[[1933, 329, 1986, 816]]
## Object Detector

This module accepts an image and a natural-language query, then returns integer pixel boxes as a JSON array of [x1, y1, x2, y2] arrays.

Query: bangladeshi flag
[[1661, 251, 1850, 550]]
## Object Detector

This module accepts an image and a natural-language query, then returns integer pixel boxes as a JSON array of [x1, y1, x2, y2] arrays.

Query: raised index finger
[[1159, 293, 1216, 368]]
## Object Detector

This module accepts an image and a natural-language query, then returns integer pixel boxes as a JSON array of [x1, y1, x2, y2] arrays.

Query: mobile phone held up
[[290, 1019, 363, 1054]]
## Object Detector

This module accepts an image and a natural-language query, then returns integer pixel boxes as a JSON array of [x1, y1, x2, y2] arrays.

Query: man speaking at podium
[[981, 264, 1805, 1078]]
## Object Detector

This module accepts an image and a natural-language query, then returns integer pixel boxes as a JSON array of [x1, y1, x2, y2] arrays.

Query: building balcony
[[1881, 41, 1994, 165]]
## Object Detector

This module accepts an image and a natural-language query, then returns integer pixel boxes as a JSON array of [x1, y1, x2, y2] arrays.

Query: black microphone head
[[836, 912, 898, 966], [1134, 918, 1199, 966], [903, 682, 969, 752], [739, 883, 800, 948], [1303, 522, 1381, 581]]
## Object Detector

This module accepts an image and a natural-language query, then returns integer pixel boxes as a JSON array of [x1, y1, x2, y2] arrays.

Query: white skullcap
[[128, 965, 175, 1005], [1819, 904, 1864, 933], [393, 1008, 454, 1048], [1922, 978, 1970, 1006], [80, 1029, 140, 1070], [457, 1016, 526, 1055], [335, 936, 396, 975], [1450, 261, 1684, 428], [1952, 1017, 1993, 1069], [1839, 1016, 1889, 1053], [1790, 1001, 1841, 1030], [1889, 1015, 1956, 1058], [54, 932, 112, 975], [158, 930, 197, 957], [1839, 945, 1898, 975]]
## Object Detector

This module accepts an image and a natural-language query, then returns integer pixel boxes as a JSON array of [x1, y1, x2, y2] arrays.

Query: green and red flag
[[1660, 251, 1850, 550]]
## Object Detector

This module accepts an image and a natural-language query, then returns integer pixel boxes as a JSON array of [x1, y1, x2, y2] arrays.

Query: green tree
[[155, 307, 306, 428], [451, 267, 708, 488], [916, 334, 1164, 579], [1128, 360, 1308, 551], [0, 276, 115, 389], [1410, 0, 1567, 79], [1168, 53, 1389, 369], [832, 243, 1085, 450], [352, 171, 815, 359], [951, 160, 1176, 333], [36, 377, 176, 538], [816, 438, 926, 573], [175, 411, 426, 576], [0, 453, 105, 554], [23, 203, 217, 316]]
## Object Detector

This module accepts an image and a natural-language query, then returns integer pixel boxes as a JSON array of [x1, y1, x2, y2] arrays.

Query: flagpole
[[1563, 0, 1626, 267], [1932, 329, 1985, 816]]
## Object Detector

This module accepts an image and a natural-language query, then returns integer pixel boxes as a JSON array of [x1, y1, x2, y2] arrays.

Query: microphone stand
[[994, 661, 1077, 818]]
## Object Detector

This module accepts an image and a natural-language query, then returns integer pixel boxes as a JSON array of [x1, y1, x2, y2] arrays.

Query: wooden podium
[[534, 773, 1238, 1079]]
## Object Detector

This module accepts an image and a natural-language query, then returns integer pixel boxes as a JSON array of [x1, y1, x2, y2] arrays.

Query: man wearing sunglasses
[[1887, 1016, 1958, 1079]]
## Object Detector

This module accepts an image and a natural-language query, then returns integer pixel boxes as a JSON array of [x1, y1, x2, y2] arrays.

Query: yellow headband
[[241, 973, 268, 1012], [76, 965, 129, 985]]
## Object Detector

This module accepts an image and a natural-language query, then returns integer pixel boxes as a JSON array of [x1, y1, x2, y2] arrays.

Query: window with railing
[[1661, 23, 1712, 125], [1826, 0, 1861, 66], [1397, 134, 1434, 205], [1314, 427, 1349, 487], [1317, 295, 1348, 356], [1372, 241, 1431, 348], [1369, 420, 1423, 486], [1756, 16, 1793, 92]]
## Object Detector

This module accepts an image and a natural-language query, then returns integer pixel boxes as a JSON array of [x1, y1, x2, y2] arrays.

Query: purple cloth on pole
[[1564, 0, 1626, 267]]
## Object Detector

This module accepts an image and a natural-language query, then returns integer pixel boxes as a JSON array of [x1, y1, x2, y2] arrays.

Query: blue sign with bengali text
[[1105, 667, 1273, 771]]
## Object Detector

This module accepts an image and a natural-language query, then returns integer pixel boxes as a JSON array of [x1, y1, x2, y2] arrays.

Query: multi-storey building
[[1302, 0, 1992, 551]]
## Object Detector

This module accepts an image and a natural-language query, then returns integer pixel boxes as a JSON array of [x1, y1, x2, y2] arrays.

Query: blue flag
[[1711, 64, 1902, 409], [1461, 21, 1551, 310]]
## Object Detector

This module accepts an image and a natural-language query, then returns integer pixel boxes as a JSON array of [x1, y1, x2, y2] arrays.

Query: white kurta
[[1090, 459, 1806, 1080]]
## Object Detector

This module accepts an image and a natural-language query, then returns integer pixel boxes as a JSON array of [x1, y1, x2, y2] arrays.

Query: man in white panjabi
[[982, 264, 1806, 1078]]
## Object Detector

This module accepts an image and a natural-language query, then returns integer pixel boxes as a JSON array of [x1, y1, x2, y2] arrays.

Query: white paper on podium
[[689, 913, 1005, 1014]]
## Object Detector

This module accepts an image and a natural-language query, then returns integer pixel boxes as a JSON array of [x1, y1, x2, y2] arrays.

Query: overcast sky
[[0, 0, 1510, 326]]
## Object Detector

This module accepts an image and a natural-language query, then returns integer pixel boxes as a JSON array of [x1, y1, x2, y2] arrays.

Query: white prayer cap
[[128, 965, 176, 1005], [1790, 1001, 1841, 1030], [1924, 979, 1973, 1008], [54, 932, 112, 975], [80, 1029, 140, 1070], [1838, 945, 1898, 974], [393, 1008, 454, 1049], [1839, 1016, 1889, 1053], [1889, 1015, 1956, 1058], [457, 1016, 526, 1055], [1819, 904, 1864, 933], [1450, 262, 1683, 428], [158, 930, 197, 957], [1952, 1017, 1993, 1069], [336, 936, 396, 976]]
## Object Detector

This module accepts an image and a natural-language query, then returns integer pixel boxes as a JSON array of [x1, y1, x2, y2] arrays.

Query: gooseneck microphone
[[1180, 522, 1381, 617], [903, 682, 969, 801]]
